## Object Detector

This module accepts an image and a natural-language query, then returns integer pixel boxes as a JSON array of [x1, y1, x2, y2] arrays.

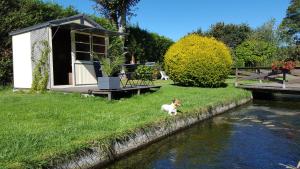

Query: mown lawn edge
[[47, 94, 252, 169]]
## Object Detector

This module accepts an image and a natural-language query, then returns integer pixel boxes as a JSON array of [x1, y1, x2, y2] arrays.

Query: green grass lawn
[[0, 80, 251, 168]]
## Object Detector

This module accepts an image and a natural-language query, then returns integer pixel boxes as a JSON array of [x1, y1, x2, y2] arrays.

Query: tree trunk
[[118, 19, 125, 33], [130, 54, 135, 64], [118, 8, 127, 41]]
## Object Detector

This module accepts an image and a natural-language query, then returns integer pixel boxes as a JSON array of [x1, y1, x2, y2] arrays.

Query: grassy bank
[[0, 80, 251, 168]]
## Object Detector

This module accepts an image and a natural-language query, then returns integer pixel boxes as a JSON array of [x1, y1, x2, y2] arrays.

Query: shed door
[[52, 27, 72, 85]]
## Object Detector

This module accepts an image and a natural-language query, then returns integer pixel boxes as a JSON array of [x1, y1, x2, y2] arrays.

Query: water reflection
[[105, 97, 300, 169]]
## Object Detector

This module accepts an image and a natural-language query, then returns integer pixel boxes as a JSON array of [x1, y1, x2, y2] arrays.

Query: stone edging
[[53, 96, 252, 169]]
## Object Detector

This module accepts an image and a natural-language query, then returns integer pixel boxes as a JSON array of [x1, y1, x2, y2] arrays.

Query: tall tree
[[93, 0, 140, 34], [280, 0, 300, 43], [235, 39, 277, 67], [188, 28, 205, 36], [250, 19, 279, 45], [127, 35, 144, 63], [206, 22, 252, 49]]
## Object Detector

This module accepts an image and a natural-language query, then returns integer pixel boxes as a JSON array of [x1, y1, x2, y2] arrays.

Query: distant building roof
[[9, 14, 115, 36]]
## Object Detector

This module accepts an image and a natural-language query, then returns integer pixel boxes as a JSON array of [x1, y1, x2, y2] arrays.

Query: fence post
[[282, 71, 286, 89], [235, 68, 238, 87], [258, 68, 262, 83]]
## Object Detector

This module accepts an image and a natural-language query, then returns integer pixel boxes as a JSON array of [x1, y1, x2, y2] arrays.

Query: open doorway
[[52, 27, 72, 85]]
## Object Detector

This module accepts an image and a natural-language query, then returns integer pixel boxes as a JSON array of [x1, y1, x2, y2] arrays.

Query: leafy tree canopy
[[0, 0, 78, 51], [92, 0, 140, 33], [89, 15, 117, 31], [206, 22, 252, 49], [278, 45, 300, 61], [250, 19, 280, 45], [235, 40, 277, 67], [280, 0, 300, 43]]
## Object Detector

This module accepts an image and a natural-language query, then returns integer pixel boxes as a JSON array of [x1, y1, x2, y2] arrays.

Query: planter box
[[98, 77, 120, 90]]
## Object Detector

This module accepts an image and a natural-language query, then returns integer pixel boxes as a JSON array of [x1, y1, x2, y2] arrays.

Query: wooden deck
[[237, 83, 300, 94], [51, 85, 161, 100], [92, 85, 161, 100], [235, 67, 300, 95], [51, 85, 99, 94]]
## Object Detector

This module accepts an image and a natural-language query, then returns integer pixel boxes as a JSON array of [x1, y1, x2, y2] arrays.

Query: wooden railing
[[234, 67, 300, 89]]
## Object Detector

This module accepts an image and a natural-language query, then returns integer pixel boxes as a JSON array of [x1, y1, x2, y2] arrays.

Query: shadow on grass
[[170, 82, 228, 88], [93, 88, 159, 100]]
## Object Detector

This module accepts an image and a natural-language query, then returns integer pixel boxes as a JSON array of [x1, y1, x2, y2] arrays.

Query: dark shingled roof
[[9, 14, 123, 36]]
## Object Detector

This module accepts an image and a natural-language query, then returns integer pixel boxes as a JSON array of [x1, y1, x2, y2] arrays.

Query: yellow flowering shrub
[[164, 34, 232, 87]]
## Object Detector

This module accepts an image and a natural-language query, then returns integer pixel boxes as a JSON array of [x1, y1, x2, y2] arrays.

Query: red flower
[[271, 60, 296, 71]]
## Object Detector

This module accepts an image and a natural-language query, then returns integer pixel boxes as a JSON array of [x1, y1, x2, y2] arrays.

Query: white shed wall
[[62, 19, 81, 25], [12, 32, 32, 89], [74, 61, 97, 85], [83, 20, 95, 27]]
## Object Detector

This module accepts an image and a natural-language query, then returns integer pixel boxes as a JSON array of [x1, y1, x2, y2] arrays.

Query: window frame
[[74, 32, 107, 61]]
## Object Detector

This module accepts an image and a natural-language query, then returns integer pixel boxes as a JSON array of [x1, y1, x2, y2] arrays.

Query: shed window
[[76, 43, 90, 52], [93, 36, 105, 44], [74, 33, 106, 61], [75, 33, 90, 43], [93, 45, 105, 53], [76, 52, 91, 60], [92, 35, 106, 57]]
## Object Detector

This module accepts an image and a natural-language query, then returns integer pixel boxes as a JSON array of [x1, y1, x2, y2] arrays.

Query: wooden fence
[[234, 67, 300, 89]]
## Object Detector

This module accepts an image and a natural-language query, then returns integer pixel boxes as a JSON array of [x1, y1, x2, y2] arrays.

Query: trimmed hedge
[[164, 34, 232, 87]]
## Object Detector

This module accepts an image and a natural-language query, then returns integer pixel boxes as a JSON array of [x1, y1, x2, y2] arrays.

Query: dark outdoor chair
[[93, 61, 103, 78], [119, 72, 137, 88]]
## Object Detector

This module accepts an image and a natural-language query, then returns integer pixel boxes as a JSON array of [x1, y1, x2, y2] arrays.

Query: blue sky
[[50, 0, 290, 41]]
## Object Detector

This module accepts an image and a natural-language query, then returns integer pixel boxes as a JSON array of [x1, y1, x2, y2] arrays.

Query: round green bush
[[164, 34, 232, 87]]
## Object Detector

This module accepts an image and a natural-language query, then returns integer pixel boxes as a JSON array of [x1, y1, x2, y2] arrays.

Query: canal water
[[106, 95, 300, 169]]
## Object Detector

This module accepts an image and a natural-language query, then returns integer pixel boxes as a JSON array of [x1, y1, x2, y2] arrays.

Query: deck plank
[[51, 85, 161, 100], [237, 83, 300, 94]]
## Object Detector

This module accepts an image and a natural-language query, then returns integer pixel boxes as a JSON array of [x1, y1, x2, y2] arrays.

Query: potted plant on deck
[[96, 39, 125, 90]]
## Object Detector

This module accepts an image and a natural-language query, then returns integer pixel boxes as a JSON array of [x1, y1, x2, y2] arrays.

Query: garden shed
[[10, 14, 123, 89]]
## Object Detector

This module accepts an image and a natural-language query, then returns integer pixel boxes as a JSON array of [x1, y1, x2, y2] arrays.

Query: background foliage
[[279, 0, 300, 63], [92, 0, 140, 34], [205, 22, 252, 49], [249, 19, 280, 45], [280, 0, 300, 44], [135, 65, 153, 80], [0, 56, 12, 86], [189, 6, 300, 68], [235, 39, 277, 67], [164, 34, 232, 87], [0, 0, 78, 86], [126, 25, 174, 63], [0, 0, 78, 50]]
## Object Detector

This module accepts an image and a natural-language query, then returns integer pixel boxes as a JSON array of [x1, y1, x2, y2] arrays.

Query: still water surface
[[106, 96, 300, 169]]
